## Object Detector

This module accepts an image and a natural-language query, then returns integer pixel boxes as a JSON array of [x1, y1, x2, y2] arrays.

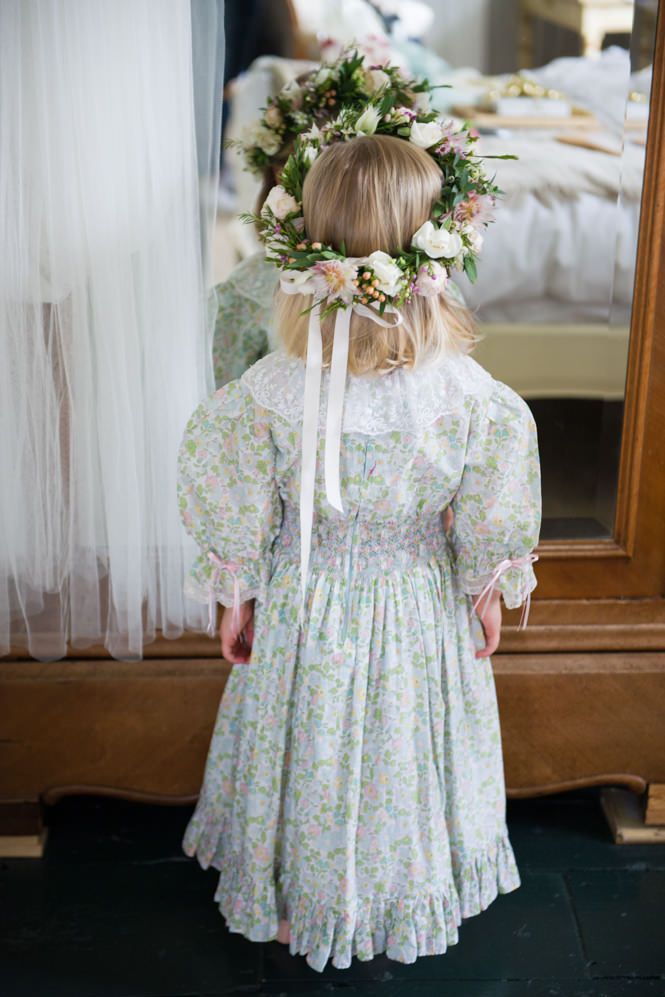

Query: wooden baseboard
[[1, 653, 663, 803], [0, 828, 48, 858]]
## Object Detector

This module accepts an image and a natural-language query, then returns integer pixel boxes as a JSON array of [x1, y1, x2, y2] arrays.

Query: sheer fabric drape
[[0, 0, 224, 660]]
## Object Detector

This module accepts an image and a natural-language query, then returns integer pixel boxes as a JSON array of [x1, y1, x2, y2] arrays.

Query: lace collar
[[241, 348, 494, 436]]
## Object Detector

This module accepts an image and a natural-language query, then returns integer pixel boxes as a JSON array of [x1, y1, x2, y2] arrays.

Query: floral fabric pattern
[[177, 347, 542, 973], [211, 252, 278, 388]]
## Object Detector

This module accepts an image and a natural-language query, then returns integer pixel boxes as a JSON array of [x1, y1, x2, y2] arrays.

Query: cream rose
[[409, 120, 446, 149], [364, 251, 404, 295], [411, 220, 463, 259], [261, 185, 300, 219], [355, 106, 381, 135], [364, 68, 390, 94]]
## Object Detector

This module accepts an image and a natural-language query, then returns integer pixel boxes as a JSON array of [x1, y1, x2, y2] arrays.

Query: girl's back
[[177, 133, 541, 973]]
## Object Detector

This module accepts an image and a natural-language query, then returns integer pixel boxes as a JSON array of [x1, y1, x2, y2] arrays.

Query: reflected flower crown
[[241, 49, 515, 319]]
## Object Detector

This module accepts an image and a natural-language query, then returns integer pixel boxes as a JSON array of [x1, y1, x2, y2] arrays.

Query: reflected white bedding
[[457, 189, 641, 322]]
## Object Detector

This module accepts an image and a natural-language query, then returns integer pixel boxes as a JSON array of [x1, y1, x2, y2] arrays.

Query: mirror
[[215, 0, 659, 542]]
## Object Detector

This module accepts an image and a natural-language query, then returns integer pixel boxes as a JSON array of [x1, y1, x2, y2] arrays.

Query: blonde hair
[[274, 134, 479, 375]]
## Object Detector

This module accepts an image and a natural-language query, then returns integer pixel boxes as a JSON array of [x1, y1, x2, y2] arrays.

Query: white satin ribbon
[[280, 275, 403, 624]]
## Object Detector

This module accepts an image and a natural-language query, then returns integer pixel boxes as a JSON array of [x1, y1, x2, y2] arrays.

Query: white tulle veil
[[0, 0, 224, 659]]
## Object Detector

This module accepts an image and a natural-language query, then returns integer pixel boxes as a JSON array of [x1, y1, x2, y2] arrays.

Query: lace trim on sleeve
[[461, 555, 539, 627]]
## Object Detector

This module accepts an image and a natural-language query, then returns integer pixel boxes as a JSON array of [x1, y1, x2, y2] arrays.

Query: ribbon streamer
[[280, 276, 403, 624], [206, 551, 241, 638], [472, 552, 539, 630], [298, 302, 324, 623]]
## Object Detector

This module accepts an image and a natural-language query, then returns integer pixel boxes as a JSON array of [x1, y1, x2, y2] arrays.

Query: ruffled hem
[[182, 825, 521, 973], [453, 831, 522, 919]]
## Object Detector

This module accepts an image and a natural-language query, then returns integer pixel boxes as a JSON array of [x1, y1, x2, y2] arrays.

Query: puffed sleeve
[[449, 379, 542, 624], [177, 377, 282, 635]]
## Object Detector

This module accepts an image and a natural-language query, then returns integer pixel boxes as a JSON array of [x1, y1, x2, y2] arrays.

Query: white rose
[[364, 250, 404, 296], [264, 105, 283, 129], [462, 223, 484, 254], [355, 106, 381, 136], [261, 185, 300, 219], [411, 220, 463, 259], [415, 261, 448, 297], [409, 120, 445, 149], [364, 68, 390, 94]]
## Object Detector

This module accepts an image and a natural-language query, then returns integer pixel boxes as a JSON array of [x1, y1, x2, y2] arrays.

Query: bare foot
[[276, 918, 290, 944]]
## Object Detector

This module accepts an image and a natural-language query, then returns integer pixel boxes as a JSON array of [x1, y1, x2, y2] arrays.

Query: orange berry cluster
[[352, 271, 386, 305], [322, 88, 337, 107]]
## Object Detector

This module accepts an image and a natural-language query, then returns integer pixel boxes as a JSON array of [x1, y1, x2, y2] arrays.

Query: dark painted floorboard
[[1, 788, 664, 997]]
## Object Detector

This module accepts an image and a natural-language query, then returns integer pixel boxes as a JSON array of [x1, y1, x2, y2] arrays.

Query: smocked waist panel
[[272, 504, 450, 574]]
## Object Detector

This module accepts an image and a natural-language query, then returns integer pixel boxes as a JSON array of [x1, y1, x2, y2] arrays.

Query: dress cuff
[[494, 560, 538, 611], [183, 571, 258, 610], [459, 553, 539, 628], [184, 554, 259, 638]]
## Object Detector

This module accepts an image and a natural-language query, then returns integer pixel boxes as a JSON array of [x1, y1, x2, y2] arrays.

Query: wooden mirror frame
[[2, 7, 665, 839], [501, 4, 665, 654]]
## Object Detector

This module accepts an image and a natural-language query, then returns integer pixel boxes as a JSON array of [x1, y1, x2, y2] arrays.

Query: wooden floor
[[2, 787, 665, 996]]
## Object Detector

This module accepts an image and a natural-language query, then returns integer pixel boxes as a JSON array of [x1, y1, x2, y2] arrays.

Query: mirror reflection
[[215, 0, 658, 541]]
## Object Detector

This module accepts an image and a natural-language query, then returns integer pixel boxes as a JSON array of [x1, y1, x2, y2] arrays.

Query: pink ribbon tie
[[472, 553, 539, 631], [206, 552, 241, 638]]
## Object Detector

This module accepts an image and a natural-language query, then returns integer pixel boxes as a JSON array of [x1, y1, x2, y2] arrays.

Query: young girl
[[177, 133, 541, 972], [211, 49, 471, 389]]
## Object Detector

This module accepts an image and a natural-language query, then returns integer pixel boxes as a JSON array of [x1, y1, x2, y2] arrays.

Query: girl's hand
[[475, 589, 502, 659], [220, 599, 255, 664]]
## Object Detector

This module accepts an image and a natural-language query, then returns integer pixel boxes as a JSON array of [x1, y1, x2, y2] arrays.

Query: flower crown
[[240, 50, 514, 320], [236, 48, 431, 177]]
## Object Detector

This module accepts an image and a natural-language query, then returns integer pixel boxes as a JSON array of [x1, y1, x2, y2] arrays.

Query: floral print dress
[[177, 347, 542, 973], [211, 252, 279, 388]]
